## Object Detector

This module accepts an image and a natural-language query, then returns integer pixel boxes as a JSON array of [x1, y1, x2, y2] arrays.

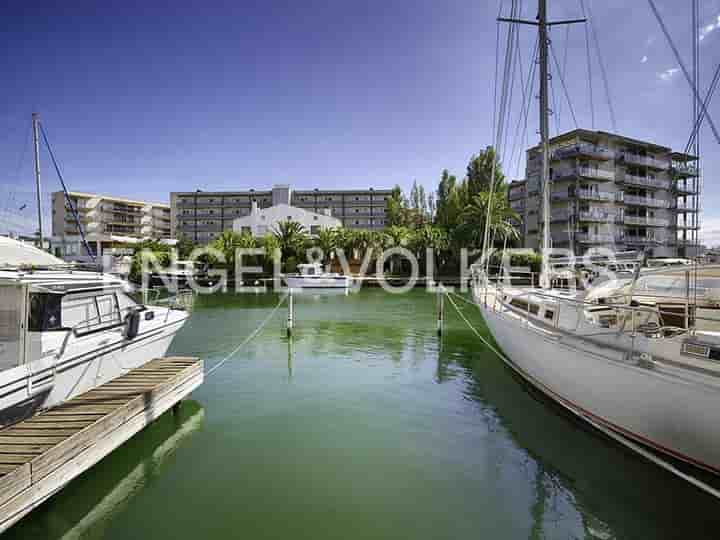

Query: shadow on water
[[441, 302, 720, 540], [5, 401, 205, 540]]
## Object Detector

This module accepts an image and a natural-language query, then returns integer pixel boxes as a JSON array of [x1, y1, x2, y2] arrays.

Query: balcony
[[578, 167, 615, 181], [624, 216, 669, 227], [578, 210, 618, 222], [552, 143, 613, 161], [624, 236, 665, 246], [576, 189, 616, 202], [508, 189, 526, 200], [619, 153, 669, 170], [673, 181, 698, 195], [671, 163, 699, 177], [619, 174, 670, 190], [576, 233, 622, 244], [551, 209, 571, 222], [672, 201, 699, 212], [623, 195, 669, 208]]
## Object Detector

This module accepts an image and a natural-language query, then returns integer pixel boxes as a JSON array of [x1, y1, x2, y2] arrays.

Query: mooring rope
[[205, 293, 289, 378], [443, 289, 720, 500]]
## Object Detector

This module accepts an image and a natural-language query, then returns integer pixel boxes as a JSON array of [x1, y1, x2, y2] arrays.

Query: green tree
[[259, 233, 281, 273], [385, 225, 412, 274], [456, 191, 519, 250], [210, 230, 257, 272], [466, 146, 505, 198], [273, 220, 308, 263], [316, 228, 339, 265]]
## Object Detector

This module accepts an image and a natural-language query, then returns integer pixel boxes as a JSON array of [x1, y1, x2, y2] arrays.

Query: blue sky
[[1, 0, 719, 241]]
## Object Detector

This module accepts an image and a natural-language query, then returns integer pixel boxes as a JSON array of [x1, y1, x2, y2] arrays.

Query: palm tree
[[385, 225, 411, 274], [410, 224, 449, 275], [210, 230, 256, 271], [316, 228, 339, 266], [273, 220, 308, 268], [456, 192, 520, 250], [259, 233, 281, 273]]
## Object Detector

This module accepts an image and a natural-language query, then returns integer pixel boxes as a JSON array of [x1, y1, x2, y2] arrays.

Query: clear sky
[[1, 0, 719, 241]]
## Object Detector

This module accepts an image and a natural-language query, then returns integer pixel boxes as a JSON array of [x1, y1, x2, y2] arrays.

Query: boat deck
[[0, 356, 203, 533]]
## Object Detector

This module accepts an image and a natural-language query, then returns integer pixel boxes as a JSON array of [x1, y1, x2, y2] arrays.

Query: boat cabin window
[[0, 286, 23, 371], [28, 293, 63, 332], [63, 292, 122, 335]]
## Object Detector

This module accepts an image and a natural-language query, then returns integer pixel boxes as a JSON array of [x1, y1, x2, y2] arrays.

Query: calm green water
[[8, 289, 720, 539]]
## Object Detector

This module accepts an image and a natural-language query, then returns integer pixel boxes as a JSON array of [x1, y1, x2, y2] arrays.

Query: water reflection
[[6, 402, 205, 540]]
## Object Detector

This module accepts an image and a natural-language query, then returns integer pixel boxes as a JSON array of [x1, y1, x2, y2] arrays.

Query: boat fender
[[125, 310, 141, 339]]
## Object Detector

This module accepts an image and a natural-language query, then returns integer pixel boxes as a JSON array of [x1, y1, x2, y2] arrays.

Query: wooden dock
[[0, 356, 203, 533]]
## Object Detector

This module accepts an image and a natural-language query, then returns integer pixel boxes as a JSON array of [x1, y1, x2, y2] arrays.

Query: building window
[[310, 225, 320, 235], [313, 216, 318, 221]]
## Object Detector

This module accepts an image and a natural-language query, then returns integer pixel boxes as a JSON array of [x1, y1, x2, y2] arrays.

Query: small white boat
[[0, 236, 191, 428], [283, 263, 350, 289]]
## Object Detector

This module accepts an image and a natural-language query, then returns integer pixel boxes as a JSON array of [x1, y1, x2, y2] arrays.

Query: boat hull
[[0, 309, 188, 428], [477, 301, 720, 476], [284, 276, 350, 289]]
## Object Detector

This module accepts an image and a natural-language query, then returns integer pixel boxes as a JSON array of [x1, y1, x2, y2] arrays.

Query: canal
[[7, 289, 720, 539]]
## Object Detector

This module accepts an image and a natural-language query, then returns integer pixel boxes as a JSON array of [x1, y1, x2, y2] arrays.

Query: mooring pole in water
[[287, 291, 294, 337], [437, 286, 444, 336]]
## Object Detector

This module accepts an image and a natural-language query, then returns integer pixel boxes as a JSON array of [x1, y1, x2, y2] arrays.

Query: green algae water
[[7, 289, 720, 539]]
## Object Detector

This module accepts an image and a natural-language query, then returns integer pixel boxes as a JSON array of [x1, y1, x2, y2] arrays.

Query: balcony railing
[[578, 210, 618, 222], [624, 216, 669, 227], [620, 175, 670, 189], [578, 167, 615, 181], [673, 182, 698, 195], [552, 143, 613, 161], [671, 164, 699, 177], [619, 153, 669, 170], [576, 233, 623, 244], [576, 189, 616, 201], [673, 201, 699, 211], [624, 236, 665, 245], [623, 195, 669, 208]]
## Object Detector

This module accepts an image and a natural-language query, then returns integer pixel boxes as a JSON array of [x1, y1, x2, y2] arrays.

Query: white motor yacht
[[0, 236, 190, 427], [283, 263, 350, 290]]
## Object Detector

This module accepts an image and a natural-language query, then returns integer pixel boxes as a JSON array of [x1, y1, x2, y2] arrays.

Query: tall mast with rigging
[[499, 1, 584, 288], [32, 112, 44, 250]]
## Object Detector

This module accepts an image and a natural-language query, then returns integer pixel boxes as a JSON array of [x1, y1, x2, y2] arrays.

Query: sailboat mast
[[538, 0, 551, 287], [32, 112, 44, 250]]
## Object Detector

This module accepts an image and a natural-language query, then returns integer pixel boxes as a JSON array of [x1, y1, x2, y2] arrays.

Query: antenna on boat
[[32, 112, 44, 250], [499, 1, 585, 288]]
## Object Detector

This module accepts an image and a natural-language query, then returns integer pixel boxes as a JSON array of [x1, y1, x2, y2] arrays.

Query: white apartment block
[[510, 129, 700, 257], [51, 191, 171, 260]]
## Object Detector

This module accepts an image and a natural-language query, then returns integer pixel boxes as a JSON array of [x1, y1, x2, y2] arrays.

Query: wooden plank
[[0, 436, 67, 445], [0, 455, 37, 465], [30, 364, 201, 481], [0, 464, 30, 508], [0, 368, 203, 532], [0, 445, 53, 455]]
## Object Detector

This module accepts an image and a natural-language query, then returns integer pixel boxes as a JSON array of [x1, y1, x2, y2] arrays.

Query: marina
[[1, 0, 720, 536], [4, 290, 720, 539]]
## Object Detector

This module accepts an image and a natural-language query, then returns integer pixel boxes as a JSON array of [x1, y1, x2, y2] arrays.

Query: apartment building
[[511, 129, 700, 257], [51, 191, 171, 259], [171, 184, 392, 243]]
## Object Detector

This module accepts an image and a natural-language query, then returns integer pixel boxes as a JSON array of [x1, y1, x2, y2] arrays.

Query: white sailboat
[[471, 1, 720, 489]]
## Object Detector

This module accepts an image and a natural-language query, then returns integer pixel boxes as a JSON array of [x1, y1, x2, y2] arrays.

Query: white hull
[[477, 297, 720, 476], [284, 276, 350, 289], [0, 308, 188, 427]]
